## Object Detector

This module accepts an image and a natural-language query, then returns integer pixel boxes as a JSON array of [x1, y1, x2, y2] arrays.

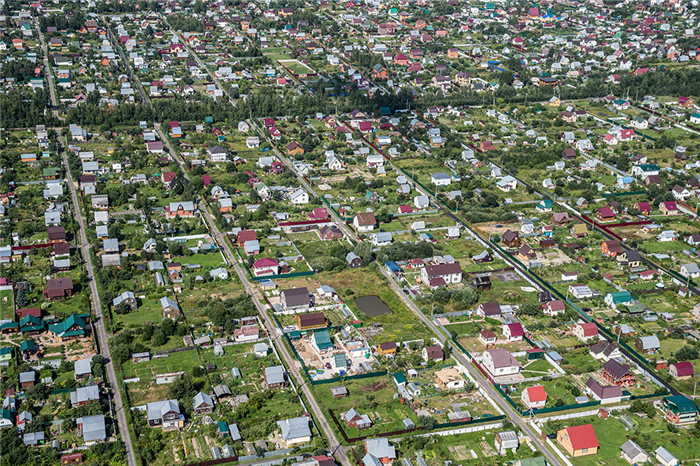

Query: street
[[58, 132, 138, 466]]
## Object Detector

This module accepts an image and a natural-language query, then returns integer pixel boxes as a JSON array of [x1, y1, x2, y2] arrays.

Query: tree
[[15, 288, 27, 308], [354, 241, 373, 264], [152, 330, 167, 347], [676, 345, 699, 361], [418, 415, 436, 431]]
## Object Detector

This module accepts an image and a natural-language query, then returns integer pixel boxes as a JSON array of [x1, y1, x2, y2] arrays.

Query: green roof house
[[48, 314, 87, 342], [311, 329, 332, 352], [0, 347, 12, 361], [664, 395, 698, 426]]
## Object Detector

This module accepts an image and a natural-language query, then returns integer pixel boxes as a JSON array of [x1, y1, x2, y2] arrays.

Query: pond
[[354, 295, 393, 317]]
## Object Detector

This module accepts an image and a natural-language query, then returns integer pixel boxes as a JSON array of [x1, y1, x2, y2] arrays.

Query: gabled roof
[[563, 424, 599, 450]]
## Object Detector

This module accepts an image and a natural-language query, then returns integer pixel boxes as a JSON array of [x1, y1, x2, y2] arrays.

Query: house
[[494, 431, 519, 455], [604, 291, 634, 311], [276, 416, 311, 446], [601, 241, 622, 257], [596, 207, 616, 222], [146, 399, 183, 430], [160, 297, 181, 319], [551, 212, 570, 226], [601, 359, 634, 386], [663, 395, 698, 426], [620, 440, 648, 465], [264, 366, 287, 389], [482, 348, 521, 377], [372, 340, 398, 357], [585, 378, 623, 404], [571, 224, 588, 238], [422, 345, 444, 362], [70, 385, 100, 407], [659, 201, 679, 216], [354, 212, 377, 232], [363, 438, 396, 466], [503, 323, 524, 342], [573, 323, 598, 342], [420, 262, 462, 287], [521, 385, 547, 410], [19, 371, 36, 388], [477, 302, 501, 318], [542, 300, 566, 317], [431, 172, 452, 187], [434, 367, 464, 390], [280, 287, 310, 312], [502, 230, 520, 248], [346, 252, 362, 268], [557, 424, 599, 457], [680, 263, 700, 279], [589, 341, 622, 361], [193, 392, 215, 415], [74, 359, 92, 380], [344, 408, 372, 429], [167, 201, 195, 218], [656, 447, 678, 466], [669, 361, 694, 380], [297, 312, 326, 330], [616, 251, 641, 268], [48, 314, 87, 342], [635, 336, 660, 354], [478, 329, 497, 346]]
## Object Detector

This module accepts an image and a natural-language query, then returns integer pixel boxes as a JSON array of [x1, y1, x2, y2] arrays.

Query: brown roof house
[[353, 212, 377, 232]]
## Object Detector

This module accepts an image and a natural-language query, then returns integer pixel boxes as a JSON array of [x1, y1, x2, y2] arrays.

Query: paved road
[[102, 15, 150, 107], [377, 265, 565, 466], [247, 119, 360, 242], [154, 122, 352, 466], [59, 132, 138, 466], [34, 17, 62, 120], [160, 15, 237, 107]]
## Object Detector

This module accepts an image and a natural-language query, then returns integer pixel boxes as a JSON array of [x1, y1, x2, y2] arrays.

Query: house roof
[[526, 385, 547, 402], [485, 348, 520, 368], [637, 335, 660, 349], [563, 424, 599, 450], [276, 416, 311, 440], [355, 212, 376, 226], [672, 361, 694, 377], [602, 359, 630, 380], [281, 287, 310, 307], [621, 440, 647, 460]]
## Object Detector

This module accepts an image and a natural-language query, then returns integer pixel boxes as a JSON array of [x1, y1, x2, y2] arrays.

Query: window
[[582, 449, 588, 453]]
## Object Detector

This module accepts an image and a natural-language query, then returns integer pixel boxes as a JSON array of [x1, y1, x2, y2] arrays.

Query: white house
[[481, 348, 521, 378], [289, 188, 309, 205], [431, 172, 452, 186], [680, 263, 700, 279], [521, 385, 547, 410]]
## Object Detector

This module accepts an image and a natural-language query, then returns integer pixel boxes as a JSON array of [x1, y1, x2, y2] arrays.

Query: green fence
[[433, 414, 506, 430], [270, 310, 390, 386], [50, 387, 75, 395], [319, 197, 353, 222], [396, 167, 436, 197], [605, 119, 656, 141]]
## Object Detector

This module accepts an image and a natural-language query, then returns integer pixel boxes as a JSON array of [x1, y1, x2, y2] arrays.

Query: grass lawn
[[318, 263, 433, 344], [0, 289, 14, 320], [311, 374, 417, 440], [120, 349, 202, 380], [543, 413, 700, 466]]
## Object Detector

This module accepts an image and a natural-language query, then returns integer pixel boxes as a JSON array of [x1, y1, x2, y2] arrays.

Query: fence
[[328, 408, 422, 443], [269, 310, 389, 386], [155, 346, 195, 355], [236, 242, 315, 282], [486, 239, 678, 396]]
